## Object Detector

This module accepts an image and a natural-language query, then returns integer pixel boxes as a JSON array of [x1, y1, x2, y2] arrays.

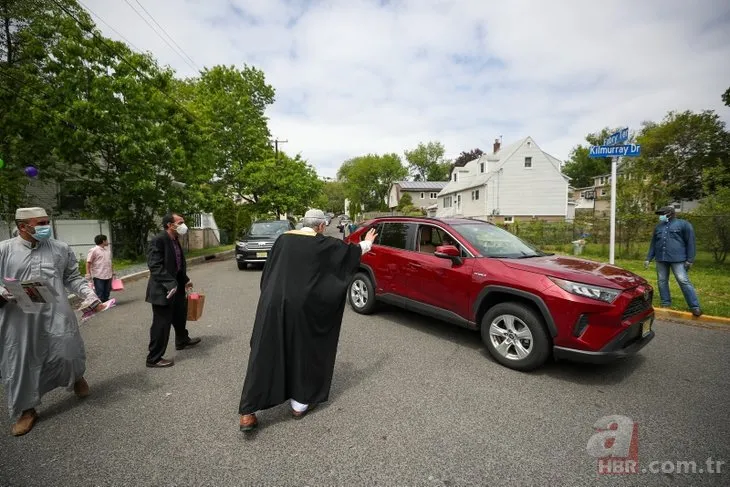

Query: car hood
[[239, 234, 282, 242], [500, 255, 647, 290]]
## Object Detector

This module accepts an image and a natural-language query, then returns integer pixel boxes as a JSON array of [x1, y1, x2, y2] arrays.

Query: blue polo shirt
[[646, 218, 696, 263]]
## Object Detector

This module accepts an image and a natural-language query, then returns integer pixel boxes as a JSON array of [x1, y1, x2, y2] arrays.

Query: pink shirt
[[86, 245, 113, 280]]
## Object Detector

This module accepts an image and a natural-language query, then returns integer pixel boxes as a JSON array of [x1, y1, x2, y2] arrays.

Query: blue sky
[[85, 0, 730, 178]]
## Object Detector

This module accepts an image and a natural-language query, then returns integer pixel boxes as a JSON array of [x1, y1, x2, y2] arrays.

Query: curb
[[69, 249, 234, 302], [654, 308, 730, 328]]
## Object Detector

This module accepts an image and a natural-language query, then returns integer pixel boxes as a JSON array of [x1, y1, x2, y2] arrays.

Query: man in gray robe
[[0, 207, 107, 436]]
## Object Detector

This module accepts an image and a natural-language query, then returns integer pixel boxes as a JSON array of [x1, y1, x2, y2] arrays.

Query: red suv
[[345, 217, 655, 371]]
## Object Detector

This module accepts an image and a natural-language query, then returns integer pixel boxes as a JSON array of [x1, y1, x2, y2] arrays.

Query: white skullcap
[[304, 209, 326, 219], [15, 207, 48, 220]]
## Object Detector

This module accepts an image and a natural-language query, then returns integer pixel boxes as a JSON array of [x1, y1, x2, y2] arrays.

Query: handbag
[[111, 278, 124, 291]]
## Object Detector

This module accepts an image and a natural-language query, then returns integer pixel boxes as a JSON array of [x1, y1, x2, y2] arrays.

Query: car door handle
[[408, 262, 423, 268]]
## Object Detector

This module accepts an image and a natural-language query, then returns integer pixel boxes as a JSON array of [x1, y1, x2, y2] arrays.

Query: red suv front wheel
[[480, 302, 551, 371]]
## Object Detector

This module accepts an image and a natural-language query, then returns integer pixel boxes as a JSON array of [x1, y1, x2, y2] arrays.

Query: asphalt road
[[1, 233, 729, 486]]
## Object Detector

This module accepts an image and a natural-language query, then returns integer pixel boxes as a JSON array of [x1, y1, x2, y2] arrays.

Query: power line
[[49, 0, 197, 122], [131, 0, 201, 71], [77, 0, 143, 54], [121, 0, 199, 73]]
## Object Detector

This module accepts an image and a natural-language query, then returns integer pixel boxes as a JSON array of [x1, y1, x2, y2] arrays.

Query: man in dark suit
[[145, 213, 201, 368]]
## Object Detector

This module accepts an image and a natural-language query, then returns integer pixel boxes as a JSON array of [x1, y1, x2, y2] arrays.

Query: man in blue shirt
[[644, 206, 701, 316]]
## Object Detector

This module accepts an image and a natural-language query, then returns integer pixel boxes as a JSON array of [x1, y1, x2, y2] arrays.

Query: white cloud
[[84, 0, 730, 177]]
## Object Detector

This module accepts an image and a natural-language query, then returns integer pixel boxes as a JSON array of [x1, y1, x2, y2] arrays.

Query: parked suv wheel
[[480, 302, 550, 371], [237, 262, 246, 270], [348, 272, 376, 314]]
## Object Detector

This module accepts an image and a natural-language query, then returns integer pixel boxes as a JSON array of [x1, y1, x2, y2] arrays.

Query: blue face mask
[[659, 215, 669, 223], [32, 225, 52, 240]]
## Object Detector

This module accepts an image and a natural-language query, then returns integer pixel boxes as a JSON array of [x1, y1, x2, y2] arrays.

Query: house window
[[480, 162, 485, 173], [58, 182, 86, 212], [443, 196, 452, 208], [471, 190, 480, 200], [456, 194, 461, 211], [429, 192, 437, 199], [452, 173, 457, 182], [420, 192, 425, 199], [524, 157, 532, 168], [504, 216, 514, 224]]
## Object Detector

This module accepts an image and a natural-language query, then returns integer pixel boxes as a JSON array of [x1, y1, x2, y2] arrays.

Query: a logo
[[587, 415, 639, 474]]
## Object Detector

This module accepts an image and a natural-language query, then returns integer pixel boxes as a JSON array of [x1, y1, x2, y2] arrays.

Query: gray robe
[[0, 236, 97, 419]]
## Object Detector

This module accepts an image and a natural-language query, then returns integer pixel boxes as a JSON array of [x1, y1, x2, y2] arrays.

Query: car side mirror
[[435, 245, 462, 265]]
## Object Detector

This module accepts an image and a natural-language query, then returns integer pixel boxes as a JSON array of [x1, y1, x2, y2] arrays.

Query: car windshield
[[452, 222, 546, 258], [248, 221, 290, 237]]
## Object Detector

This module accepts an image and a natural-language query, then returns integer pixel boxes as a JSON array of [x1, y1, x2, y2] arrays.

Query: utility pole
[[271, 138, 288, 162]]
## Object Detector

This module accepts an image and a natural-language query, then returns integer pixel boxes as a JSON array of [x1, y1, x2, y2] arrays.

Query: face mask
[[175, 223, 188, 236], [659, 215, 669, 223], [32, 225, 52, 240]]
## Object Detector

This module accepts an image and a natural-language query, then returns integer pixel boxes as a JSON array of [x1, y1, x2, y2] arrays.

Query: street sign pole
[[609, 157, 618, 265], [588, 127, 640, 266]]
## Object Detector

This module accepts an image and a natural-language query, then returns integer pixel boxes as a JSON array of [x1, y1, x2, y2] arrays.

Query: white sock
[[290, 399, 308, 412]]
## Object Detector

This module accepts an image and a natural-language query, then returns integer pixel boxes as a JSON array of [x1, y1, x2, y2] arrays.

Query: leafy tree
[[632, 110, 730, 201], [723, 86, 730, 107], [453, 148, 483, 167], [189, 65, 276, 204], [242, 152, 323, 218], [561, 129, 616, 188], [693, 187, 730, 263], [404, 141, 451, 181], [397, 192, 413, 210], [321, 180, 345, 214], [337, 153, 407, 213]]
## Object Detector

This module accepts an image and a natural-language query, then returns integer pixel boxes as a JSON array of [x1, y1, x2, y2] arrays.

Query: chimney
[[493, 138, 501, 154]]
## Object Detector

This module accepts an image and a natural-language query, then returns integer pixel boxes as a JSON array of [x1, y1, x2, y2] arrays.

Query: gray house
[[388, 181, 449, 210]]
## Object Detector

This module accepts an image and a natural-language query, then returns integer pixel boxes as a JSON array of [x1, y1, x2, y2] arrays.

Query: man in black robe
[[238, 209, 377, 431]]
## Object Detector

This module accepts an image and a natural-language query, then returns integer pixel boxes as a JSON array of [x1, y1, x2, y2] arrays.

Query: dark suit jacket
[[145, 231, 190, 306]]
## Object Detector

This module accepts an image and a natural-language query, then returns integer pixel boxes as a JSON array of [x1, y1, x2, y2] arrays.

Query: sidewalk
[[654, 307, 730, 328], [69, 249, 234, 303]]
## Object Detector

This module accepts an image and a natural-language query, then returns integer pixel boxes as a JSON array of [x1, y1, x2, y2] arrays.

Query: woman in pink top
[[85, 234, 114, 302]]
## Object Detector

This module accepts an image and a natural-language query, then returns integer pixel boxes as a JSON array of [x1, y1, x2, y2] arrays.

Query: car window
[[248, 221, 291, 236], [359, 223, 383, 242], [417, 225, 467, 256], [378, 222, 415, 250], [452, 222, 543, 258]]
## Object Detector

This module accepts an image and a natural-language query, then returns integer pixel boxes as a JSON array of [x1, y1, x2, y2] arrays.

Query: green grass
[[78, 245, 234, 276], [542, 244, 730, 318]]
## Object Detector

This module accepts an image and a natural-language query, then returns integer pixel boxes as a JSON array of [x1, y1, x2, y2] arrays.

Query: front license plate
[[641, 318, 652, 337], [256, 252, 267, 258]]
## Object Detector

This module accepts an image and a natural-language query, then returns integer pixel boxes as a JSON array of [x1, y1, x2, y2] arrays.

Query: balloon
[[24, 166, 38, 178]]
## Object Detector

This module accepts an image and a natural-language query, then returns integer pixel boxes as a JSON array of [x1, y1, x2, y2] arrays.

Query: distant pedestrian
[[644, 206, 701, 316], [85, 234, 114, 302]]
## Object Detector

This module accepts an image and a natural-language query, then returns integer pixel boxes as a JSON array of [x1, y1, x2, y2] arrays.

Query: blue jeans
[[93, 278, 112, 302], [655, 262, 700, 310]]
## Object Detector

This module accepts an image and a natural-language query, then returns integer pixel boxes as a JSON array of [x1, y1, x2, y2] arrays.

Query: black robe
[[238, 229, 364, 414]]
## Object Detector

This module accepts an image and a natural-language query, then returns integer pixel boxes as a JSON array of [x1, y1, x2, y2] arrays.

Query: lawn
[[77, 244, 235, 276], [542, 244, 730, 318]]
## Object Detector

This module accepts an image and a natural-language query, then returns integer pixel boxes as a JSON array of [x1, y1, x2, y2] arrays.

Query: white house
[[436, 137, 571, 223], [388, 181, 449, 210]]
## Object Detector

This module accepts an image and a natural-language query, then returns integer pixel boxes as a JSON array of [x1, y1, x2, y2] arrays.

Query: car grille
[[621, 293, 652, 320], [245, 241, 273, 250]]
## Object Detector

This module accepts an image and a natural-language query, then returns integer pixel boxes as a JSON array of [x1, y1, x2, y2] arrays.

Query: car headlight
[[237, 242, 248, 250], [548, 277, 621, 304]]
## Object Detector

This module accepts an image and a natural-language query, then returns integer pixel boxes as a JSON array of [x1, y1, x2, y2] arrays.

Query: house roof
[[438, 136, 567, 197], [396, 181, 449, 191]]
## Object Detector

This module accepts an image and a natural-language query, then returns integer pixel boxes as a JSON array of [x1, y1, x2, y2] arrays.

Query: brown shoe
[[11, 409, 38, 436], [146, 358, 174, 368], [74, 377, 90, 398], [239, 413, 258, 432]]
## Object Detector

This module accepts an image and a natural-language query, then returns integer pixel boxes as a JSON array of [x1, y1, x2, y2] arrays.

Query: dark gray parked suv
[[235, 220, 294, 269]]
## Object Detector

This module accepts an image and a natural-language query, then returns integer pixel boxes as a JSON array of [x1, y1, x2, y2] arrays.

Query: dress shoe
[[11, 409, 38, 436], [175, 337, 201, 350], [239, 413, 258, 432], [146, 358, 174, 368], [291, 403, 317, 420], [691, 308, 703, 317], [74, 377, 90, 398]]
